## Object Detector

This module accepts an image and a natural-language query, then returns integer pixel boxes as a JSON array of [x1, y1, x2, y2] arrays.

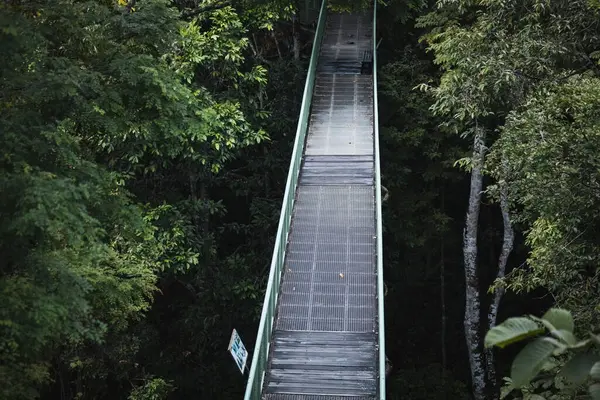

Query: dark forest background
[[2, 0, 600, 399]]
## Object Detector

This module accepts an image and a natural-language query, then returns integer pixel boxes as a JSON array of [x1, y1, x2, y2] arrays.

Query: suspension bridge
[[243, 1, 385, 398]]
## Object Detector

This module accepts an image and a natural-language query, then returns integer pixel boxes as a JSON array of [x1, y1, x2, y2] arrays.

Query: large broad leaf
[[560, 352, 600, 385], [512, 337, 558, 388], [590, 383, 600, 400], [590, 361, 600, 380], [550, 329, 578, 346], [485, 317, 544, 349], [542, 308, 574, 333]]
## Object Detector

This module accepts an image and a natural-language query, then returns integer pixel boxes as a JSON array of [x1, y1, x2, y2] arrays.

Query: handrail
[[243, 1, 328, 398], [373, 1, 386, 399]]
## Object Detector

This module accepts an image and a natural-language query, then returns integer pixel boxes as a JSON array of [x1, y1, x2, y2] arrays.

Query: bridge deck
[[262, 12, 378, 400]]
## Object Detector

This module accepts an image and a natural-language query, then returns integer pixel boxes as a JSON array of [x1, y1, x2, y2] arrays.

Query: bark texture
[[463, 127, 486, 400], [485, 175, 514, 392], [441, 187, 447, 399]]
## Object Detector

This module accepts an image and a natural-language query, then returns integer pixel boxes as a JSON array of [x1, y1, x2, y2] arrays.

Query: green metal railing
[[372, 1, 386, 399], [242, 1, 328, 398]]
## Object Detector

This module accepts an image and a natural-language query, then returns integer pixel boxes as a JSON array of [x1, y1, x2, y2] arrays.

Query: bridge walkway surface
[[243, 2, 385, 399]]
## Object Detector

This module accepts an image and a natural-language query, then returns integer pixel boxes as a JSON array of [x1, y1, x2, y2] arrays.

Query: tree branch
[[485, 163, 514, 395]]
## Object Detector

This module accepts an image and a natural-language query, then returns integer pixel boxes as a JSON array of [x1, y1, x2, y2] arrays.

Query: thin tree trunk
[[441, 186, 447, 400], [463, 126, 487, 400], [271, 30, 283, 60], [200, 181, 209, 235], [485, 170, 514, 394], [189, 173, 198, 202], [264, 146, 269, 198], [292, 14, 300, 62], [189, 173, 199, 227], [59, 365, 65, 400], [441, 240, 447, 375]]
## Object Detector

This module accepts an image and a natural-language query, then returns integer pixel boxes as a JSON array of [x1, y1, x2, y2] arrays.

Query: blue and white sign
[[228, 329, 248, 374]]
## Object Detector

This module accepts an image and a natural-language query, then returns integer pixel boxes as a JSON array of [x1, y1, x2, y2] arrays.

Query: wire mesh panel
[[306, 74, 373, 156], [275, 186, 376, 333], [259, 8, 380, 400], [264, 186, 378, 398], [266, 395, 374, 400], [300, 155, 373, 185], [319, 13, 372, 74]]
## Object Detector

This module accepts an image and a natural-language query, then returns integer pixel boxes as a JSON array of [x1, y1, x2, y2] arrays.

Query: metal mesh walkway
[[261, 11, 378, 400]]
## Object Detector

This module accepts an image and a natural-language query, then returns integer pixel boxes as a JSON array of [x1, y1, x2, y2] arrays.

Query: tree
[[416, 0, 600, 397], [488, 76, 600, 329], [0, 0, 283, 397]]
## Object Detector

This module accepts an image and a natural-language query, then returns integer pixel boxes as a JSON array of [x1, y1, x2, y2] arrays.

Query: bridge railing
[[372, 1, 386, 399], [243, 1, 328, 398]]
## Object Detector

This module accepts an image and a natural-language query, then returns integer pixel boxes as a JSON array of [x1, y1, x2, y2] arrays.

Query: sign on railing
[[228, 329, 248, 374]]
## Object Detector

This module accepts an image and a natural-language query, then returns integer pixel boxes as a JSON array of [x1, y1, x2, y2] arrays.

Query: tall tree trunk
[[463, 126, 486, 400], [485, 170, 514, 394], [189, 173, 199, 226], [292, 13, 300, 62], [271, 30, 283, 60], [200, 181, 209, 235], [441, 186, 447, 400]]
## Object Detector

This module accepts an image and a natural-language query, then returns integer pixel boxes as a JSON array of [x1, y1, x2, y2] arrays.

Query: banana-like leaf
[[512, 337, 557, 388], [590, 383, 600, 400], [542, 308, 574, 333], [485, 317, 544, 349], [591, 362, 600, 380], [560, 352, 600, 385], [550, 329, 578, 346]]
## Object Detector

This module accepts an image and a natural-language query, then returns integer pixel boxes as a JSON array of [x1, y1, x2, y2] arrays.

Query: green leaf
[[591, 362, 600, 380], [485, 317, 544, 349], [560, 352, 599, 385], [542, 309, 574, 332], [500, 382, 514, 399], [511, 337, 557, 388], [527, 395, 546, 400], [590, 383, 600, 400], [550, 329, 578, 346]]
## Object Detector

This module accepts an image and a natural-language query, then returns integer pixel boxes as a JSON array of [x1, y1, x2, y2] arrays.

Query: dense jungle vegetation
[[2, 0, 600, 399]]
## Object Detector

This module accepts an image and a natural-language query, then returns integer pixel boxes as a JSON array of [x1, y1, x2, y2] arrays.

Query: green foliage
[[417, 2, 600, 395], [325, 0, 379, 13], [542, 309, 575, 334], [511, 338, 558, 389], [485, 318, 545, 349], [128, 378, 174, 400], [486, 308, 600, 399], [0, 0, 289, 397], [488, 77, 600, 326]]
